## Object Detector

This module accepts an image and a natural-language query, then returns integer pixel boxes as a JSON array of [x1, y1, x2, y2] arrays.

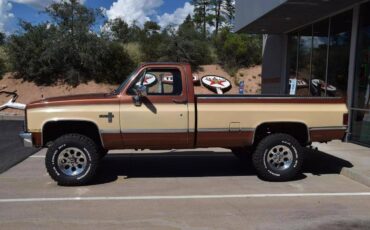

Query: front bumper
[[19, 132, 33, 148]]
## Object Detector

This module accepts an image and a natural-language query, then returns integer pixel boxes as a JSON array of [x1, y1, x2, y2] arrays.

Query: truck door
[[120, 66, 189, 149]]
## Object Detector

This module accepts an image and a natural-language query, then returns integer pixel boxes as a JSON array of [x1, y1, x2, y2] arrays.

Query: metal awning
[[235, 0, 365, 34]]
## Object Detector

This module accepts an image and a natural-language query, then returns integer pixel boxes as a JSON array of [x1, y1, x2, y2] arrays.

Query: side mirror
[[133, 85, 148, 107], [136, 85, 148, 97]]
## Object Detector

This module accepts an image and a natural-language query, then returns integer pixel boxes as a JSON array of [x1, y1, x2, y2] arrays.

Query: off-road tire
[[252, 133, 303, 181], [45, 134, 100, 186]]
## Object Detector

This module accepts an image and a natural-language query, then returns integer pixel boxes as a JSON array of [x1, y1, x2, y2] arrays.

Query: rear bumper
[[19, 132, 33, 148]]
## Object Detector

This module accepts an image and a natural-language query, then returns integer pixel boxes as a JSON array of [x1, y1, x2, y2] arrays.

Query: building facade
[[235, 0, 370, 146]]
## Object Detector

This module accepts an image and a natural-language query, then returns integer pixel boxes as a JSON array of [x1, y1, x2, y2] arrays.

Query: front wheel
[[252, 134, 303, 181], [45, 134, 100, 186]]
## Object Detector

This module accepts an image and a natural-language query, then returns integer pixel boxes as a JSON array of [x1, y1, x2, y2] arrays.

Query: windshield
[[113, 68, 139, 95]]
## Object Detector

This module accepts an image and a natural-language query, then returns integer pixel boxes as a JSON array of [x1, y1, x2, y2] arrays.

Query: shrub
[[215, 28, 262, 75], [0, 58, 5, 79], [124, 42, 143, 66], [92, 41, 135, 84], [140, 22, 166, 62], [0, 32, 4, 45], [6, 1, 135, 86], [0, 47, 7, 79], [7, 23, 61, 85], [3, 1, 261, 85], [158, 16, 213, 69]]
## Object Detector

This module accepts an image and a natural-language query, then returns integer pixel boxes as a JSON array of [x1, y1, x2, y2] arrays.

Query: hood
[[27, 93, 119, 109]]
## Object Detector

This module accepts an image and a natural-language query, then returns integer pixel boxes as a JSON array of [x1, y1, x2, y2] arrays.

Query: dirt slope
[[0, 75, 117, 115]]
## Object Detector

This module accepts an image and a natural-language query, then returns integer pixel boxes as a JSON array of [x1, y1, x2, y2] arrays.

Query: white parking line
[[1, 193, 370, 203], [30, 153, 233, 159]]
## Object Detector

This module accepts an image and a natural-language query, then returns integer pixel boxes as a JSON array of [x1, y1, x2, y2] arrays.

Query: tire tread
[[252, 133, 303, 181], [45, 133, 99, 186]]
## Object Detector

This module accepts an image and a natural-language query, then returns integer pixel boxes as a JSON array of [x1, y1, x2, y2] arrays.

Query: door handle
[[172, 99, 188, 104]]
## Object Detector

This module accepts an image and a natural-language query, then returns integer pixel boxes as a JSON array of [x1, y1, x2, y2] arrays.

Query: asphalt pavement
[[0, 147, 369, 230], [0, 120, 369, 230]]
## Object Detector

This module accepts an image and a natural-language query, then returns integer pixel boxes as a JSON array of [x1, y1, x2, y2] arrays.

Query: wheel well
[[253, 122, 309, 146], [42, 121, 103, 148]]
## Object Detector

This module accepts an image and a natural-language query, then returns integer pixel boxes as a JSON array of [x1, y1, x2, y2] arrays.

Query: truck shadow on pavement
[[91, 148, 353, 185]]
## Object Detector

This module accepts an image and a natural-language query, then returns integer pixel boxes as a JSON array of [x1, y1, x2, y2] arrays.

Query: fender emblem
[[99, 112, 114, 123]]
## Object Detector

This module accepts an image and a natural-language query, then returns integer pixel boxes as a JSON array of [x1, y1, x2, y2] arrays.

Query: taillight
[[343, 113, 348, 126]]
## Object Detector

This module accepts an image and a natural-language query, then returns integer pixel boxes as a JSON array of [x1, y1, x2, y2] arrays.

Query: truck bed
[[194, 95, 347, 147]]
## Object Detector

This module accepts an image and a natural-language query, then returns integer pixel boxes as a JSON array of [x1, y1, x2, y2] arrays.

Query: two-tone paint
[[25, 63, 348, 150]]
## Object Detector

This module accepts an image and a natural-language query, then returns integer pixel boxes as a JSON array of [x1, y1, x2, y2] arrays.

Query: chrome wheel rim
[[266, 145, 293, 171], [57, 147, 87, 176]]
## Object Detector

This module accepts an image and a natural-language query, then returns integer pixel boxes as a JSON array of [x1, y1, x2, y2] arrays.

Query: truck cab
[[118, 63, 195, 149]]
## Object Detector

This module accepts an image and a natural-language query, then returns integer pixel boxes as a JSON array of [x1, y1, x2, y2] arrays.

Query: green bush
[[215, 28, 262, 75], [6, 0, 134, 86], [0, 33, 11, 79], [7, 23, 60, 85], [158, 16, 213, 69], [0, 58, 5, 79], [140, 22, 165, 62], [91, 41, 135, 84], [0, 47, 7, 79], [0, 32, 4, 45], [3, 1, 262, 86], [124, 42, 143, 66]]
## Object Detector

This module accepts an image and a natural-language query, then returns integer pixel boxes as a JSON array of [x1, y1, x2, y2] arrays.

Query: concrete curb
[[341, 168, 370, 187], [312, 142, 370, 188]]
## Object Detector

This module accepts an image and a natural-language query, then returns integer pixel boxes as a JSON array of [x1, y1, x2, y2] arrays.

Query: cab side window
[[128, 68, 182, 96]]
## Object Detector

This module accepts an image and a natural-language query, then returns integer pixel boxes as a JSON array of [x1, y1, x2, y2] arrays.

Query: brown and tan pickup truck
[[20, 63, 348, 186]]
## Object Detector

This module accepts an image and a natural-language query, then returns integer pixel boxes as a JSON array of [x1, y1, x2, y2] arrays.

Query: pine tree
[[140, 21, 164, 62], [192, 0, 211, 38], [224, 0, 235, 23], [158, 14, 213, 69], [106, 18, 130, 43], [0, 32, 5, 45], [210, 0, 235, 35], [211, 0, 223, 35]]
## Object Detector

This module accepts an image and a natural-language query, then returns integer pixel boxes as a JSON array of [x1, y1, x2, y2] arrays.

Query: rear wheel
[[45, 134, 100, 186], [252, 133, 303, 181]]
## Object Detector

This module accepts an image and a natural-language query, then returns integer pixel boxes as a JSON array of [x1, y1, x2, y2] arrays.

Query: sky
[[0, 0, 193, 34]]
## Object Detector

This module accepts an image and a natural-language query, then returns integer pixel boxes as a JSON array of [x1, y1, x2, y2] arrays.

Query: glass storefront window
[[327, 11, 353, 98], [351, 2, 370, 145], [353, 3, 370, 110], [296, 26, 312, 96], [287, 34, 298, 79], [311, 19, 329, 96], [285, 4, 370, 146], [351, 110, 370, 146], [287, 11, 352, 98]]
